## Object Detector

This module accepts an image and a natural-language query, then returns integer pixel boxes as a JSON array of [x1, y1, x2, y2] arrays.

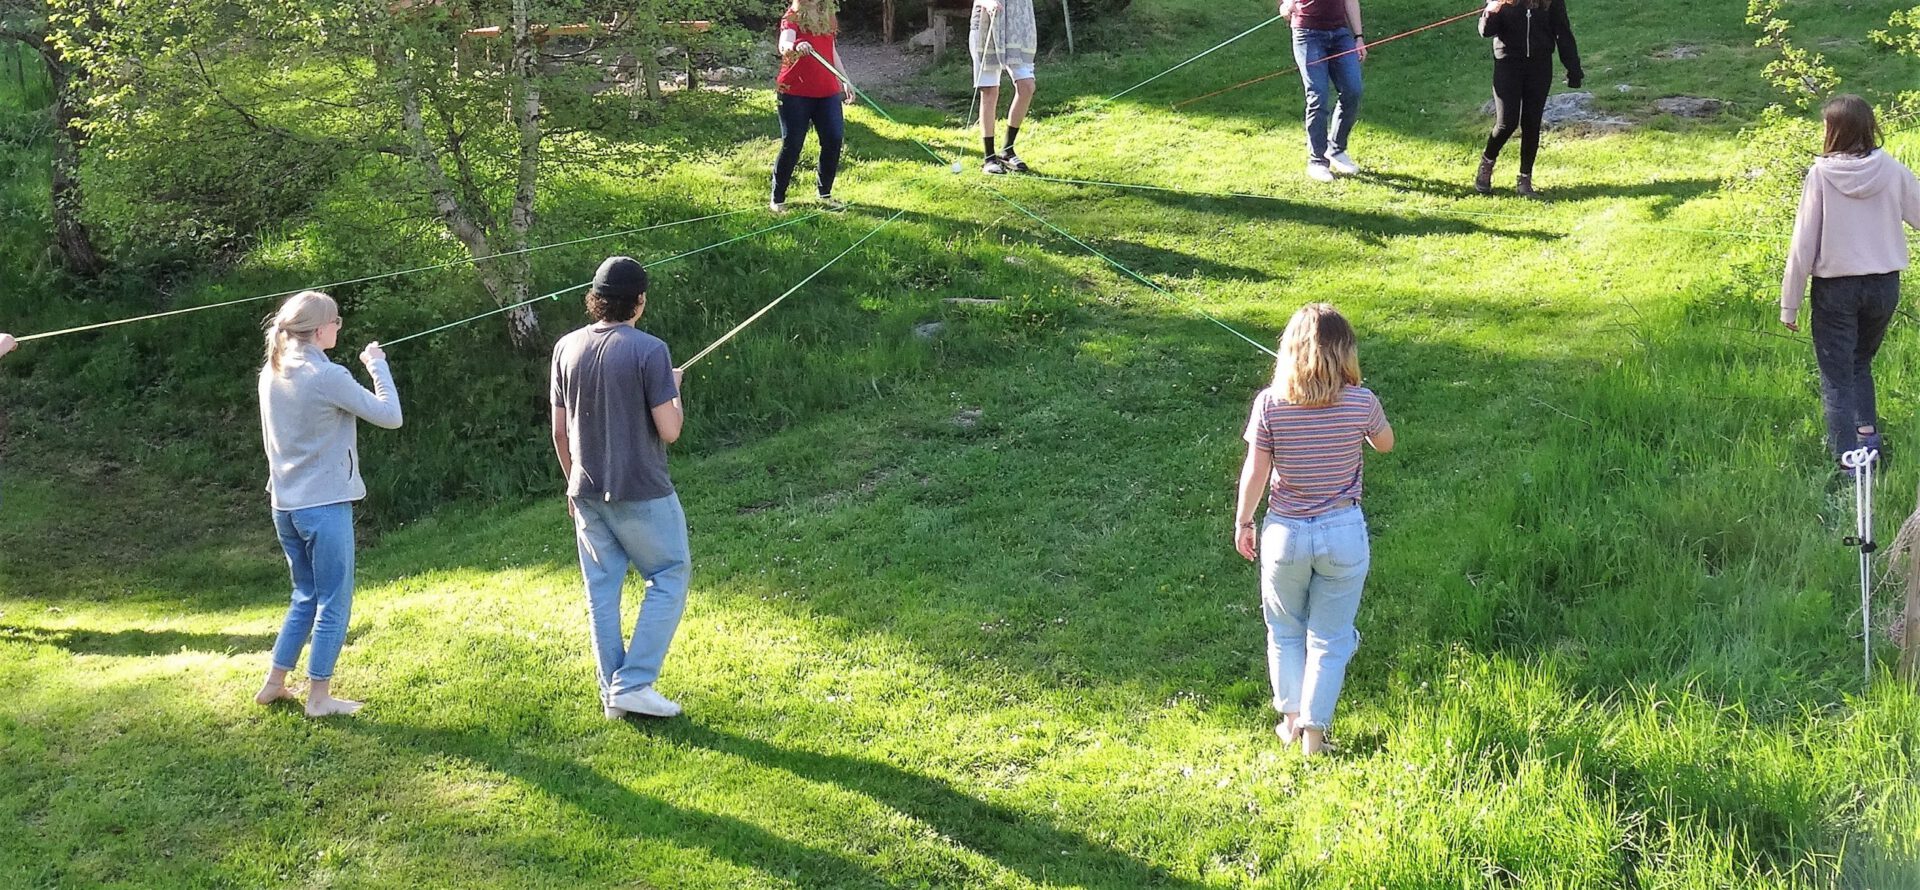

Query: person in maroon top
[[772, 0, 856, 213]]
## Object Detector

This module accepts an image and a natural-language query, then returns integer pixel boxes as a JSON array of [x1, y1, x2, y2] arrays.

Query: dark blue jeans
[[1810, 272, 1901, 458], [1290, 27, 1363, 165], [772, 92, 844, 203]]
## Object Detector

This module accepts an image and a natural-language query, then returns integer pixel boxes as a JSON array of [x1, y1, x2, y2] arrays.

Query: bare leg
[[978, 85, 1001, 141], [304, 678, 363, 717], [1008, 77, 1036, 129], [255, 666, 297, 705], [1275, 712, 1301, 743]]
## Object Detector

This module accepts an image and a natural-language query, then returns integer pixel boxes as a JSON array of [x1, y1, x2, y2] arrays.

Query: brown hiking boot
[[1474, 156, 1495, 194]]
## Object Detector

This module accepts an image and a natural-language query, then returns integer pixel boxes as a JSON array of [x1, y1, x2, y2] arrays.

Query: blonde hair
[[1272, 303, 1361, 407], [790, 0, 838, 36], [263, 290, 339, 374]]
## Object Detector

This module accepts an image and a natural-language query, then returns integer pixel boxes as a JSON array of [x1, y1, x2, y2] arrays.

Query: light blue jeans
[[1291, 27, 1364, 165], [1260, 504, 1369, 730], [571, 493, 692, 700], [270, 502, 356, 681]]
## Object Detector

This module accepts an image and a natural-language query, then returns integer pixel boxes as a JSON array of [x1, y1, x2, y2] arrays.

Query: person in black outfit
[[1474, 0, 1581, 198]]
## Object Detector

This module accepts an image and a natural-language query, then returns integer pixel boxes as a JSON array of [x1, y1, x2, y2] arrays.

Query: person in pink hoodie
[[1781, 95, 1920, 467]]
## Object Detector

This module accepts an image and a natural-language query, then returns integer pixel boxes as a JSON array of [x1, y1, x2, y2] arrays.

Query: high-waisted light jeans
[[1259, 503, 1369, 730]]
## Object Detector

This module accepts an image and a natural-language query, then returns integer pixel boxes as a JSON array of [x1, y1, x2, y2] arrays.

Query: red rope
[[1173, 6, 1485, 110]]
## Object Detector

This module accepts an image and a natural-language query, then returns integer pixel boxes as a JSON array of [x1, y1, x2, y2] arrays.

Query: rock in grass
[[1653, 96, 1726, 118], [913, 322, 946, 339]]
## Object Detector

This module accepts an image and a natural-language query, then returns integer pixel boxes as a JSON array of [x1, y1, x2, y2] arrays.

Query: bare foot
[[1275, 713, 1301, 744], [1301, 727, 1334, 758], [304, 695, 364, 718], [255, 683, 299, 706]]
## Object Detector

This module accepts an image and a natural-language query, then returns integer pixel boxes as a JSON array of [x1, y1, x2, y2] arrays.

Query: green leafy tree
[[79, 0, 751, 349], [0, 0, 106, 277]]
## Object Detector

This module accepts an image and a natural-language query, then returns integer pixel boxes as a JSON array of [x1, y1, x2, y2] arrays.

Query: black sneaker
[[1000, 149, 1030, 173], [983, 154, 1009, 175]]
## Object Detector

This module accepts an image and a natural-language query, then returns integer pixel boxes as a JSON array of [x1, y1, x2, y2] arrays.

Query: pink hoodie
[[1780, 149, 1920, 325]]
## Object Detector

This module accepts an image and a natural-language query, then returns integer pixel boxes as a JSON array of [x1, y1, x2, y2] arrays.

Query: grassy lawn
[[4, 0, 1920, 886]]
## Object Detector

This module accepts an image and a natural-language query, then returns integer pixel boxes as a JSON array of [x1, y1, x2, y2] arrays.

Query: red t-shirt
[[777, 15, 841, 98]]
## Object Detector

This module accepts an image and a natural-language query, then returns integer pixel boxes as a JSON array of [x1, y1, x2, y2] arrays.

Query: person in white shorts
[[971, 0, 1038, 175]]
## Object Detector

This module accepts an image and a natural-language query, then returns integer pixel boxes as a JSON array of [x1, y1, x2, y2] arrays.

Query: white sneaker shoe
[[1328, 150, 1361, 175], [609, 685, 682, 718], [1305, 163, 1336, 183], [769, 200, 787, 214]]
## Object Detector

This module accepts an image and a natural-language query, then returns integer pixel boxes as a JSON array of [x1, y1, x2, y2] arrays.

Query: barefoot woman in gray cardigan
[[254, 290, 402, 717]]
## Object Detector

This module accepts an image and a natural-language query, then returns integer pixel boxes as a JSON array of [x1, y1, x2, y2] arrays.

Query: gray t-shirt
[[550, 322, 679, 502]]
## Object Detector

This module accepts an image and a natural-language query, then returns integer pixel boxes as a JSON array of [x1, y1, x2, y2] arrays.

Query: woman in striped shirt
[[1233, 303, 1394, 756]]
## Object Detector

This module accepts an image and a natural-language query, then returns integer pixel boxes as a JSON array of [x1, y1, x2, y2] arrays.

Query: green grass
[[5, 0, 1920, 886]]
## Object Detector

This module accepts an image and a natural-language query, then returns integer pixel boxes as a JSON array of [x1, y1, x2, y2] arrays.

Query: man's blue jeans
[[1291, 27, 1364, 165], [270, 502, 356, 681], [571, 494, 692, 700]]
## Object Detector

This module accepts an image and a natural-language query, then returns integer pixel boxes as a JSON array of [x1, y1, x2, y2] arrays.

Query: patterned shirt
[[1243, 385, 1387, 517]]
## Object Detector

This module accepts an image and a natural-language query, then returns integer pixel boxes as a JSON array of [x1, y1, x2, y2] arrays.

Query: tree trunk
[[505, 0, 542, 349], [41, 39, 105, 278], [1905, 506, 1920, 685], [388, 35, 540, 351]]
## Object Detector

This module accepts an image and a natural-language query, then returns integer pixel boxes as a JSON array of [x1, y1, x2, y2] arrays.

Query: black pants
[[771, 93, 845, 203], [1810, 272, 1902, 458], [1483, 58, 1552, 176]]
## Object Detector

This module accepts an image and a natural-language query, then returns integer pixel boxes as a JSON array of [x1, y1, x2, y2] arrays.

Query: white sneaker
[[1328, 151, 1360, 175], [769, 200, 787, 214], [1305, 163, 1335, 183], [609, 685, 681, 718]]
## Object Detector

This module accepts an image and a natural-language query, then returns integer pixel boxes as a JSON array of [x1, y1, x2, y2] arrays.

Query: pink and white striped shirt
[[1243, 385, 1388, 518]]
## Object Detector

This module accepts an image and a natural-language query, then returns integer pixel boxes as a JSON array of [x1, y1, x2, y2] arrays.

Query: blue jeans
[[1291, 27, 1363, 165], [772, 92, 845, 203], [270, 503, 356, 681], [571, 493, 692, 700], [1260, 504, 1369, 730]]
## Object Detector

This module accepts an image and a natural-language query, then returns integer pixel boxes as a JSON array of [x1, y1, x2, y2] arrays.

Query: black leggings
[[1484, 59, 1553, 176]]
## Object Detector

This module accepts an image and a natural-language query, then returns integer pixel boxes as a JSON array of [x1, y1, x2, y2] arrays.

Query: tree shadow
[[1359, 169, 1724, 208], [637, 721, 1213, 889], [1000, 176, 1561, 245], [344, 719, 919, 887], [0, 623, 279, 657]]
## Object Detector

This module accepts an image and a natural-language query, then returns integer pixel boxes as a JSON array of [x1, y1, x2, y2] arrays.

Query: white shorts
[[974, 63, 1036, 89]]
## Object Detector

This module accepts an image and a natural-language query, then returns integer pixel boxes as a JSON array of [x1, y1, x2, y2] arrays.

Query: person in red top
[[772, 0, 855, 213]]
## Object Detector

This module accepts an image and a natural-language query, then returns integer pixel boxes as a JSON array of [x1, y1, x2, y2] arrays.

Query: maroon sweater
[[1288, 0, 1351, 31]]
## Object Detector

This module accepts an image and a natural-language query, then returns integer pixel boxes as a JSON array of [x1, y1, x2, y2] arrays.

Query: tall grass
[[3, 0, 1920, 886]]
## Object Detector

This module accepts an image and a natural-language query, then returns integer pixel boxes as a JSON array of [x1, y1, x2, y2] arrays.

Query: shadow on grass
[[1358, 169, 1723, 207], [1000, 176, 1563, 245], [0, 623, 278, 656], [645, 722, 1210, 889], [347, 720, 924, 887]]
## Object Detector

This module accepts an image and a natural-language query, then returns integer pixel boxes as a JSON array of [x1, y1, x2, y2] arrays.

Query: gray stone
[[913, 322, 946, 339], [1654, 44, 1702, 60], [1652, 96, 1726, 118]]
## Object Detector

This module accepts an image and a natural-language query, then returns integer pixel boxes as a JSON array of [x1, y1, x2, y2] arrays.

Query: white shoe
[[1328, 151, 1360, 175], [1305, 163, 1335, 183], [609, 685, 681, 718], [769, 200, 787, 214]]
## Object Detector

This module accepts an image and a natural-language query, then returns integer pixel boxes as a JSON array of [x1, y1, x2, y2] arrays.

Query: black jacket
[[1479, 0, 1582, 86]]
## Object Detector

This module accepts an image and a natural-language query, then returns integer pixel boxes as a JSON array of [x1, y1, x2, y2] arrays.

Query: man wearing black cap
[[550, 256, 691, 719]]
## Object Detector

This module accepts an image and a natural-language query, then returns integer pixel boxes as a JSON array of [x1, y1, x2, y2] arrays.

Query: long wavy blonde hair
[[1272, 303, 1361, 407], [790, 0, 838, 35], [262, 290, 338, 375]]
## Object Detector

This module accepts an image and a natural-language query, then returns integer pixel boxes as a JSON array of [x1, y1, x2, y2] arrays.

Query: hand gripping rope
[[1841, 445, 1879, 687]]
